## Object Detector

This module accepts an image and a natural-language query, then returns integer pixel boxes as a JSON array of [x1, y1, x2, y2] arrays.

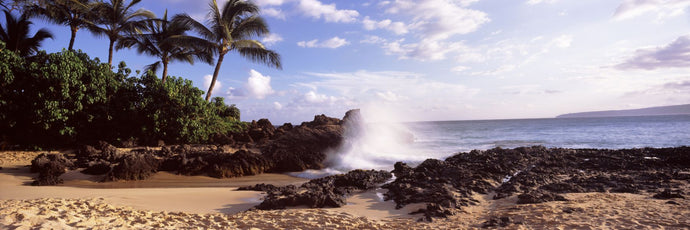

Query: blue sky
[[25, 0, 690, 123]]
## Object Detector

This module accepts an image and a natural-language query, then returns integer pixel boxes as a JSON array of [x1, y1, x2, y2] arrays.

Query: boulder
[[252, 169, 391, 210], [652, 189, 685, 199], [30, 153, 73, 186], [103, 152, 160, 181], [261, 114, 346, 173], [175, 150, 271, 178], [516, 190, 568, 204], [81, 160, 112, 175]]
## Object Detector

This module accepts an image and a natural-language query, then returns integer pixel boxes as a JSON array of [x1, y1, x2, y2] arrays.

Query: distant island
[[556, 104, 690, 118]]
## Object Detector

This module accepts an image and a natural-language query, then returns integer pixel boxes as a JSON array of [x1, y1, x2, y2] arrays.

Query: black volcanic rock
[[516, 190, 567, 204], [251, 169, 391, 210], [81, 160, 112, 175], [382, 146, 690, 220], [174, 150, 272, 178], [103, 152, 160, 181], [653, 189, 685, 199], [260, 115, 346, 172], [30, 153, 73, 186], [237, 183, 279, 192]]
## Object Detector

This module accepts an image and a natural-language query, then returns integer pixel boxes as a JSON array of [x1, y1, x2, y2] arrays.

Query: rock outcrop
[[103, 152, 160, 182], [30, 153, 73, 186], [239, 169, 391, 209], [29, 110, 361, 184], [383, 146, 690, 221]]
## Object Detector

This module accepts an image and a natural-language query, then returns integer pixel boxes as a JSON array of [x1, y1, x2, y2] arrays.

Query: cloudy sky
[[30, 0, 690, 123]]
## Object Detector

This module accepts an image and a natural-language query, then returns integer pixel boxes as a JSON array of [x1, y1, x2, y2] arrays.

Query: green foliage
[[0, 47, 245, 148]]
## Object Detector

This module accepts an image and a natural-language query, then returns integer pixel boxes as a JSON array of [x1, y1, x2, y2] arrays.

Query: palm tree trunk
[[205, 53, 225, 101], [162, 60, 169, 83], [108, 39, 115, 67], [68, 27, 77, 51]]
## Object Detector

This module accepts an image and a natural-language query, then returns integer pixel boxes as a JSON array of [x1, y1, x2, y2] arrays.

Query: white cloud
[[254, 0, 286, 6], [382, 39, 471, 61], [526, 0, 558, 5], [470, 64, 517, 76], [262, 8, 286, 19], [385, 0, 489, 41], [246, 69, 275, 99], [303, 90, 338, 104], [550, 35, 573, 48], [297, 37, 350, 48], [369, 0, 489, 61], [262, 33, 284, 46], [299, 70, 479, 106], [362, 16, 408, 35], [614, 0, 690, 20], [225, 70, 275, 99], [203, 74, 222, 96], [451, 65, 469, 72], [297, 0, 359, 23], [376, 91, 404, 102], [273, 101, 283, 110], [617, 35, 690, 70], [360, 35, 387, 44]]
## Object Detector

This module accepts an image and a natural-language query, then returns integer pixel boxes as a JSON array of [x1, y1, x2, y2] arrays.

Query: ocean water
[[407, 115, 690, 155], [294, 115, 690, 178]]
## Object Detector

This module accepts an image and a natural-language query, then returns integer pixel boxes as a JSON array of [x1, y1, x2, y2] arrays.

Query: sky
[[20, 0, 690, 123]]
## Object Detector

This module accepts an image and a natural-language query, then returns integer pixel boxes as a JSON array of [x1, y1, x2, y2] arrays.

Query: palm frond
[[144, 61, 161, 74], [236, 46, 281, 70], [231, 15, 269, 40], [172, 13, 216, 41], [221, 0, 259, 24]]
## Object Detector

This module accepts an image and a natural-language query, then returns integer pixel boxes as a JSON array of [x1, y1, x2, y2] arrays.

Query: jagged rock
[[252, 169, 391, 210], [30, 153, 73, 186], [653, 189, 685, 199], [275, 123, 293, 136], [175, 150, 271, 178], [118, 138, 138, 148], [482, 216, 513, 228], [384, 146, 690, 220], [237, 183, 279, 192], [304, 114, 341, 127], [103, 153, 160, 181], [562, 207, 584, 213], [74, 142, 122, 168], [516, 190, 567, 204], [261, 114, 346, 172], [81, 160, 112, 175]]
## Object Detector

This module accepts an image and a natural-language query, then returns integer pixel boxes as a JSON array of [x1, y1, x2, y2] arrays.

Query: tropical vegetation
[[174, 0, 282, 101], [25, 0, 95, 50], [0, 0, 282, 148], [0, 42, 243, 148], [117, 10, 213, 83], [87, 0, 154, 67], [0, 9, 53, 57]]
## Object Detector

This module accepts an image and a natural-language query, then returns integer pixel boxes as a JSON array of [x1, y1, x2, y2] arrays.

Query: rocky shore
[[29, 110, 364, 186], [21, 109, 690, 227]]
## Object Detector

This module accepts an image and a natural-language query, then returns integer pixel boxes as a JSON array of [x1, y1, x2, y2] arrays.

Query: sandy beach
[[1, 150, 689, 229]]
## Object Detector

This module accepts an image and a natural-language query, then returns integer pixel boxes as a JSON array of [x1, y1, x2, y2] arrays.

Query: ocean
[[292, 115, 690, 178]]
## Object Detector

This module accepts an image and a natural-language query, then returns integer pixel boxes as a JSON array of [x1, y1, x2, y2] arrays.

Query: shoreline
[[2, 148, 689, 229]]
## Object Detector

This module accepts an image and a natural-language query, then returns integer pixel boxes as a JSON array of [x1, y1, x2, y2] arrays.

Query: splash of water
[[324, 108, 433, 172]]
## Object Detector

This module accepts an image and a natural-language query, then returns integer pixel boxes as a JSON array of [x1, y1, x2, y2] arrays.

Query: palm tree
[[117, 10, 213, 83], [0, 10, 53, 57], [174, 0, 281, 101], [25, 0, 95, 50], [88, 0, 153, 67]]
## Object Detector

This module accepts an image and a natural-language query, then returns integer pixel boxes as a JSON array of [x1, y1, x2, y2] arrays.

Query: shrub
[[0, 45, 245, 148]]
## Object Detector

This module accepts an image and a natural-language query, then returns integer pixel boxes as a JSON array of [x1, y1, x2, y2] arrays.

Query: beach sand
[[1, 151, 688, 229]]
